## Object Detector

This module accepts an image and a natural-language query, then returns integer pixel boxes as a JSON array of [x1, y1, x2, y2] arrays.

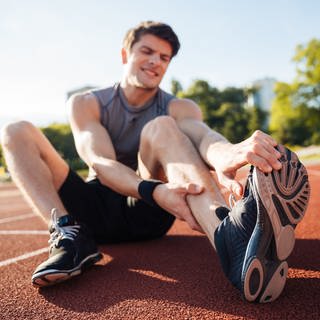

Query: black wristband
[[138, 180, 163, 207]]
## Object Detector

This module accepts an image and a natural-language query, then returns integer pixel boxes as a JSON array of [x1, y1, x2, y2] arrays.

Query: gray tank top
[[91, 83, 175, 170]]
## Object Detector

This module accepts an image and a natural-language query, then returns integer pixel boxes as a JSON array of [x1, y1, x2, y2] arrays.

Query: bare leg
[[1, 121, 70, 223], [139, 116, 228, 247]]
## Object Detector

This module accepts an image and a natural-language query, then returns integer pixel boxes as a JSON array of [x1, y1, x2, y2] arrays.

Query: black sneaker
[[214, 145, 310, 303], [32, 209, 102, 287]]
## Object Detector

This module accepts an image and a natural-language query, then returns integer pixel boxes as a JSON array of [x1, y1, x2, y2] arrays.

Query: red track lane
[[0, 164, 319, 320]]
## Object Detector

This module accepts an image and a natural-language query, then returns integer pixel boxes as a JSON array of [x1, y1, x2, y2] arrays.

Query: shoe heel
[[81, 252, 103, 271], [275, 225, 295, 260], [243, 258, 264, 302], [258, 261, 288, 303]]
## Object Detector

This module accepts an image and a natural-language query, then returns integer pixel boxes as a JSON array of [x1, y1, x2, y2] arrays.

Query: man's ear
[[121, 47, 128, 64]]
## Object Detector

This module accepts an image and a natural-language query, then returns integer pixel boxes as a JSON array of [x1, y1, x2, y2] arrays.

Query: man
[[0, 21, 310, 303]]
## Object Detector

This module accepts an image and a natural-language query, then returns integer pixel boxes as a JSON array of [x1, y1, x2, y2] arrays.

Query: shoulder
[[91, 86, 117, 107], [168, 98, 202, 121], [67, 91, 100, 121]]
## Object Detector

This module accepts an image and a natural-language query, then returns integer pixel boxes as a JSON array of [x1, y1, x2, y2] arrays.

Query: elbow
[[91, 157, 116, 176]]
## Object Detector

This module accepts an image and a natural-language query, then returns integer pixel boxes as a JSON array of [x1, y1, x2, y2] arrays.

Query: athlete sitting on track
[[0, 21, 310, 303]]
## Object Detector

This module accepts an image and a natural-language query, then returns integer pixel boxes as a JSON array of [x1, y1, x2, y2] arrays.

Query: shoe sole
[[253, 145, 310, 261], [32, 252, 103, 288], [242, 145, 310, 303], [243, 256, 288, 303]]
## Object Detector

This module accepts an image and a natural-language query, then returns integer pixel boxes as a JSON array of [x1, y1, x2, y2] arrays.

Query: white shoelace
[[229, 193, 237, 209], [48, 208, 80, 247]]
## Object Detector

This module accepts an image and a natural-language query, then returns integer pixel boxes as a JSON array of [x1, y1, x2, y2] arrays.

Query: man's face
[[122, 34, 173, 90]]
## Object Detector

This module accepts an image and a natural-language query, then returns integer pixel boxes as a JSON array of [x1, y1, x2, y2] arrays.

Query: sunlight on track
[[0, 213, 36, 224], [129, 268, 178, 283], [288, 268, 320, 278]]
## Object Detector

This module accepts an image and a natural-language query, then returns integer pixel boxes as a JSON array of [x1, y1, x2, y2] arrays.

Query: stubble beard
[[132, 76, 159, 92]]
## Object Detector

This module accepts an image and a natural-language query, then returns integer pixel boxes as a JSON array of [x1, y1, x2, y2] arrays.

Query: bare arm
[[169, 98, 282, 195], [68, 92, 202, 226], [68, 93, 142, 198], [169, 98, 230, 164], [67, 93, 204, 232]]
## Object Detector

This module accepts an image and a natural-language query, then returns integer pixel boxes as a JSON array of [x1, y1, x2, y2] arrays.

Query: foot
[[214, 145, 310, 303], [32, 209, 102, 287]]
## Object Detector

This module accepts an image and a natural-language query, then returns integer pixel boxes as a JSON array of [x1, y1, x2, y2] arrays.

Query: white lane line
[[0, 247, 48, 268], [0, 213, 36, 224], [0, 230, 47, 235], [0, 189, 22, 197]]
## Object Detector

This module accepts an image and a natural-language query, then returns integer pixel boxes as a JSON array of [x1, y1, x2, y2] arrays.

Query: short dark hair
[[123, 21, 180, 58]]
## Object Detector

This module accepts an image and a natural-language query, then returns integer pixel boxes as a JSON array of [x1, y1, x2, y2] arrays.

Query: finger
[[251, 131, 280, 158], [248, 146, 281, 172], [177, 203, 203, 232], [263, 133, 278, 147], [194, 223, 205, 234], [218, 173, 243, 196], [253, 130, 278, 147], [184, 211, 203, 233], [247, 152, 273, 172], [259, 138, 282, 161], [254, 133, 282, 164]]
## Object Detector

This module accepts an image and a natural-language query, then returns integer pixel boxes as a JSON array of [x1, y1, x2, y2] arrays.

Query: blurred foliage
[[40, 123, 87, 171], [1, 38, 318, 175], [171, 78, 183, 96], [0, 144, 5, 169], [173, 79, 267, 143], [270, 38, 320, 145]]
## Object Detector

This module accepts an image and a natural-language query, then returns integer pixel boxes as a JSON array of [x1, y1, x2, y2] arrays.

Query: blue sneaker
[[214, 145, 310, 303]]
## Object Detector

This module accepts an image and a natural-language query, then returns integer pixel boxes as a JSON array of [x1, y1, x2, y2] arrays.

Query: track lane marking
[[0, 230, 47, 235], [0, 213, 36, 224], [0, 247, 48, 267], [0, 170, 317, 270]]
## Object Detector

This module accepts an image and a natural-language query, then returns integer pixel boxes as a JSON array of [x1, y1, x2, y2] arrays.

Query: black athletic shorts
[[58, 170, 175, 244]]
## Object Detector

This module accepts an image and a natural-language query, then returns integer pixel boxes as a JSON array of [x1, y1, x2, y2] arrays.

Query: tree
[[247, 105, 268, 134], [220, 87, 246, 104], [0, 144, 5, 169], [177, 79, 253, 143], [270, 38, 320, 145], [171, 79, 183, 96], [293, 38, 320, 108], [214, 102, 249, 143], [178, 79, 222, 126]]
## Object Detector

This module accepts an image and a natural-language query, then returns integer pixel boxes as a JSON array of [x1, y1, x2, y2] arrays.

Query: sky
[[1, 0, 319, 127]]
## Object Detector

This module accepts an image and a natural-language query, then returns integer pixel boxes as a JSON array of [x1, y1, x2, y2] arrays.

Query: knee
[[1, 120, 35, 149], [141, 116, 181, 146]]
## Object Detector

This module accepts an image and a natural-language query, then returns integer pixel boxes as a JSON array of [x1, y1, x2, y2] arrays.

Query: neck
[[120, 79, 158, 107]]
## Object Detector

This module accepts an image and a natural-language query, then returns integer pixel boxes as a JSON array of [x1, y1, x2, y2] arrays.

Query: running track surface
[[0, 164, 319, 320]]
